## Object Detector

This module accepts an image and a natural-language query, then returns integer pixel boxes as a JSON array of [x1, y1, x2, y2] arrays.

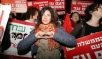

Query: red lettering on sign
[[0, 10, 4, 24]]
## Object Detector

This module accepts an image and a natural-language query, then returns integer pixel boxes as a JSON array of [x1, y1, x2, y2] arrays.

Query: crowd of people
[[0, 1, 102, 59]]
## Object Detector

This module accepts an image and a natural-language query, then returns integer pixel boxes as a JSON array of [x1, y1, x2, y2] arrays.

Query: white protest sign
[[4, 19, 35, 58], [0, 5, 11, 44]]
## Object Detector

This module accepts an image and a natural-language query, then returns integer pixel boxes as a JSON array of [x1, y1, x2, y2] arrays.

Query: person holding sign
[[17, 6, 76, 59], [71, 2, 102, 39]]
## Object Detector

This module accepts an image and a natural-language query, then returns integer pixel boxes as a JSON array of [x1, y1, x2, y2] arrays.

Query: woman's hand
[[46, 31, 54, 38], [35, 31, 54, 39], [35, 31, 46, 38]]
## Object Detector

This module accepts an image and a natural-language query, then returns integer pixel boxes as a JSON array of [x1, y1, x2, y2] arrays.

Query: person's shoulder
[[75, 22, 84, 28], [56, 26, 64, 31]]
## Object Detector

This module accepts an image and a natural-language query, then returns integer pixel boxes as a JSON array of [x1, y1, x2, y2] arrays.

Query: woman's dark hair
[[26, 6, 39, 19], [84, 2, 102, 22], [70, 12, 81, 23], [35, 6, 60, 28]]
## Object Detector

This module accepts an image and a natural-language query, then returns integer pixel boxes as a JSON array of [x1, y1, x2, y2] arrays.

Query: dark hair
[[84, 2, 102, 21], [26, 6, 39, 19], [35, 6, 60, 28]]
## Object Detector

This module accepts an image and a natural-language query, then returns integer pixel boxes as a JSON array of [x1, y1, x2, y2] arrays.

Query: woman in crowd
[[70, 12, 81, 28], [17, 6, 76, 59], [71, 2, 102, 38]]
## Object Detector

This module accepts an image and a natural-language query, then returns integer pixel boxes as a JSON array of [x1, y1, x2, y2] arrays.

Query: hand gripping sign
[[0, 5, 11, 44]]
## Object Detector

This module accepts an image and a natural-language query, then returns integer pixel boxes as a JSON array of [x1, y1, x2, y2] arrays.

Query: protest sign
[[3, 19, 35, 58], [63, 31, 102, 59], [71, 0, 93, 16], [1, 0, 27, 13], [0, 5, 11, 44], [28, 0, 66, 15]]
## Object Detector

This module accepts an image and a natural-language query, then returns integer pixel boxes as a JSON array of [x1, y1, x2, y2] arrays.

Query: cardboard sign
[[3, 19, 35, 58], [63, 31, 102, 59], [0, 5, 11, 44]]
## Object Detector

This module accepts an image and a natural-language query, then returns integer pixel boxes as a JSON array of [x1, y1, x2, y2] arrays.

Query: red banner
[[28, 0, 65, 10], [63, 31, 102, 59], [28, 0, 66, 15], [70, 0, 93, 16], [1, 0, 27, 13]]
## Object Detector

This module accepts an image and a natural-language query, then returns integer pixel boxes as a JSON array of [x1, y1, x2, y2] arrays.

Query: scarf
[[34, 23, 59, 51]]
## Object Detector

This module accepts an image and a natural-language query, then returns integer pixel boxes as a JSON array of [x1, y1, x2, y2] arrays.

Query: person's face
[[93, 5, 102, 18], [71, 13, 79, 23], [33, 11, 38, 20], [42, 10, 51, 24]]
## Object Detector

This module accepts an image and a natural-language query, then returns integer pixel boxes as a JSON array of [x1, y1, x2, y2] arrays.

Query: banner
[[63, 31, 102, 59], [0, 5, 11, 44], [70, 0, 93, 16], [1, 0, 27, 13], [28, 0, 66, 15], [3, 19, 35, 58]]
